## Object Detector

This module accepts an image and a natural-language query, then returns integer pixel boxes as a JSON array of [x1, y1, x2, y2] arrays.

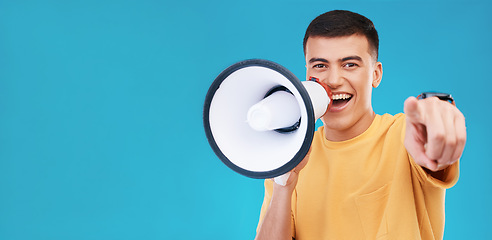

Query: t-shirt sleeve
[[256, 179, 273, 233], [409, 154, 459, 189]]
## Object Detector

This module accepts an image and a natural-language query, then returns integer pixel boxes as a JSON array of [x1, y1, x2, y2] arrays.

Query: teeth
[[332, 94, 352, 100]]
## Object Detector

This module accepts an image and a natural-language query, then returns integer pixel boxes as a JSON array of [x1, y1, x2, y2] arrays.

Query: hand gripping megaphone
[[203, 59, 332, 181]]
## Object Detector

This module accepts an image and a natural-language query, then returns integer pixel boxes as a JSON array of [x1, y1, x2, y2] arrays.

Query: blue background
[[1, 0, 491, 239]]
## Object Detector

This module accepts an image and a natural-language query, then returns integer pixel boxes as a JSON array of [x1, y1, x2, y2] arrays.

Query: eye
[[343, 63, 358, 68], [313, 63, 327, 69]]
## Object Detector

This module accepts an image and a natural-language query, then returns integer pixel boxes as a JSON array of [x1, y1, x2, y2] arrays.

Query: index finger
[[404, 96, 424, 124]]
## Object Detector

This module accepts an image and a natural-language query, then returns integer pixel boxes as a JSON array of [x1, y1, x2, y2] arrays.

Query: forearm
[[255, 186, 293, 240]]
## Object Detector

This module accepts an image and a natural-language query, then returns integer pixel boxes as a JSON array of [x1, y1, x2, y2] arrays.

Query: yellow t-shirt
[[257, 113, 459, 240]]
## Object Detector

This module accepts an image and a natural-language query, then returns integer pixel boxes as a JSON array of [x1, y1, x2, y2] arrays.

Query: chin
[[321, 115, 353, 131]]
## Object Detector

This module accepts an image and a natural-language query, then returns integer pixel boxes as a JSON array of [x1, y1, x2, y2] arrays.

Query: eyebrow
[[309, 55, 363, 63], [309, 58, 329, 63], [341, 56, 362, 62]]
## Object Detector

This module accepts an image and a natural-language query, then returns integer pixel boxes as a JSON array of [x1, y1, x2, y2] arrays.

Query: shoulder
[[379, 113, 405, 125], [369, 113, 406, 135], [377, 113, 406, 134]]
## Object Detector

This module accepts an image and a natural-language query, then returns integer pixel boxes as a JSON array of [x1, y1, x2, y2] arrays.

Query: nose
[[322, 68, 343, 89]]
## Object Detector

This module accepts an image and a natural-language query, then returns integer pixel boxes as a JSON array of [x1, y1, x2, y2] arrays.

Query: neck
[[323, 111, 376, 142]]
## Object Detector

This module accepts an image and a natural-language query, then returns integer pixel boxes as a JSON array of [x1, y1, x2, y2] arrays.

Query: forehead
[[305, 35, 373, 61]]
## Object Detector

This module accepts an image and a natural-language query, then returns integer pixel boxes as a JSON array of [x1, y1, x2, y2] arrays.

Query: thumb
[[404, 96, 423, 124], [412, 150, 439, 172]]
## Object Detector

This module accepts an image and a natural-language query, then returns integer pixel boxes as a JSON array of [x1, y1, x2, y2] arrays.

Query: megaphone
[[203, 59, 332, 180]]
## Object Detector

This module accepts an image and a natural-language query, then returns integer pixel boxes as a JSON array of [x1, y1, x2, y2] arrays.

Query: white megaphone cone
[[203, 59, 332, 180]]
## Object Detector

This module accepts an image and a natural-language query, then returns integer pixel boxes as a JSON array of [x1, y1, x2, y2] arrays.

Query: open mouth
[[331, 93, 353, 109]]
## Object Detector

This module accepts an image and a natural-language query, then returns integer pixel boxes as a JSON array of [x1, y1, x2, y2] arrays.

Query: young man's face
[[305, 34, 382, 141]]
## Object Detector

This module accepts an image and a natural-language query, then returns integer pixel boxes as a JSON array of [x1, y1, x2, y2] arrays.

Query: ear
[[305, 64, 309, 81], [372, 62, 383, 88]]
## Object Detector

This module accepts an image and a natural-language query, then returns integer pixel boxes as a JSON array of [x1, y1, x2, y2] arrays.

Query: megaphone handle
[[273, 172, 291, 186]]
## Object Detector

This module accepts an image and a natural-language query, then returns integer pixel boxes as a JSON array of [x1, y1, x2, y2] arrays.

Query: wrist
[[417, 92, 455, 105], [272, 181, 295, 198]]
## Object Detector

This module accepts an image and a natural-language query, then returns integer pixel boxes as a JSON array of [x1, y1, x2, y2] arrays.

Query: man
[[255, 10, 466, 240]]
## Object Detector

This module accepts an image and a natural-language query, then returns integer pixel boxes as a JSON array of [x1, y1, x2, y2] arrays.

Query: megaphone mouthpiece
[[304, 77, 332, 119]]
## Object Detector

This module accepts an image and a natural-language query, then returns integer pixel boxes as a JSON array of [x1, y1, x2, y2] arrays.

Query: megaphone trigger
[[274, 172, 291, 186]]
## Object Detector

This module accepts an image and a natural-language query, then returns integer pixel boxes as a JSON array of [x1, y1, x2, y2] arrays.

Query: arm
[[255, 152, 310, 240], [254, 179, 295, 240], [404, 96, 466, 175]]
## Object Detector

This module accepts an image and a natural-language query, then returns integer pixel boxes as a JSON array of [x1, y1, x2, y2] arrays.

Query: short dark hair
[[303, 10, 379, 61]]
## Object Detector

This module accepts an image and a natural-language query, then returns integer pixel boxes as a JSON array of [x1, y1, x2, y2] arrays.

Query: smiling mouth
[[331, 93, 353, 109]]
